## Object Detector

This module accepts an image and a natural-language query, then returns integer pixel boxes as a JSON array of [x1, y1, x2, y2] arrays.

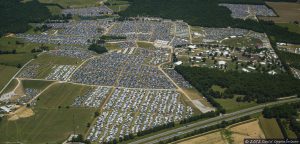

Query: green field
[[0, 53, 34, 67], [214, 96, 257, 113], [0, 37, 58, 67], [38, 0, 99, 8], [0, 82, 96, 144], [106, 0, 130, 12], [0, 65, 19, 92], [259, 116, 284, 139], [36, 83, 90, 108], [277, 23, 300, 34], [25, 54, 83, 79], [33, 54, 82, 65], [0, 108, 95, 144], [21, 80, 53, 90], [137, 41, 155, 49], [221, 37, 263, 48]]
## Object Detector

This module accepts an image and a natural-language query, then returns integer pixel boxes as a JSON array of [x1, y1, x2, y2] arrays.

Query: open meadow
[[0, 82, 97, 144]]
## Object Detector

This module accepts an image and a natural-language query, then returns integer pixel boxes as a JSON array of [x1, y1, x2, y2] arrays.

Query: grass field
[[36, 83, 90, 108], [214, 95, 257, 113], [0, 82, 96, 144], [21, 80, 53, 90], [211, 85, 226, 93], [221, 37, 263, 48], [26, 54, 83, 79], [137, 41, 155, 49], [0, 108, 95, 144], [0, 65, 19, 92], [277, 23, 300, 34], [106, 0, 130, 12], [183, 88, 212, 108], [259, 116, 284, 139], [0, 37, 58, 67], [37, 0, 99, 8], [0, 53, 34, 67], [33, 54, 82, 65], [261, 2, 300, 23], [105, 42, 122, 51]]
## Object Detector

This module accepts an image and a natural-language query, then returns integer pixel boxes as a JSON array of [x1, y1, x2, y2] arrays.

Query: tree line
[[175, 66, 300, 104], [88, 43, 108, 54]]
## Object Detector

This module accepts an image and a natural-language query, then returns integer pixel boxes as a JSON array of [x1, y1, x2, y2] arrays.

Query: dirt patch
[[259, 2, 300, 23], [178, 131, 226, 144], [8, 106, 34, 121], [10, 79, 25, 101], [4, 33, 15, 37], [183, 88, 212, 107], [230, 120, 265, 143]]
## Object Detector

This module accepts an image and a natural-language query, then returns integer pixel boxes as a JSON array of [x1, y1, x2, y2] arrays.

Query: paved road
[[129, 98, 300, 144]]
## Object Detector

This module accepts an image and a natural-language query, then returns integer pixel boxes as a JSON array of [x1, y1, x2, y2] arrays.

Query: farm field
[[178, 131, 226, 144], [259, 116, 284, 139], [260, 2, 300, 23], [230, 120, 265, 143], [178, 119, 265, 144]]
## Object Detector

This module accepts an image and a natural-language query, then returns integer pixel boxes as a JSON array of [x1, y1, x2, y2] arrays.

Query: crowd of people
[[87, 88, 193, 143]]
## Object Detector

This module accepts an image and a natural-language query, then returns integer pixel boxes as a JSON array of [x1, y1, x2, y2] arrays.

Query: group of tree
[[277, 51, 300, 70], [180, 111, 220, 124], [175, 66, 300, 104], [0, 0, 51, 36], [119, 0, 300, 44], [70, 134, 91, 144], [88, 43, 108, 54], [137, 122, 175, 136], [31, 45, 49, 53], [100, 35, 126, 40], [263, 102, 300, 138], [33, 24, 52, 32], [263, 103, 299, 119]]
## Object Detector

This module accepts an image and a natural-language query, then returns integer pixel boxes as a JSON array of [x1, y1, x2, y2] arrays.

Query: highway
[[129, 98, 300, 144]]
